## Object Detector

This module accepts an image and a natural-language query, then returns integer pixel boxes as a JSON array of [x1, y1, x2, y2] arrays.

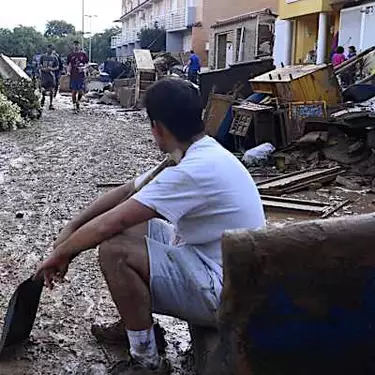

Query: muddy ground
[[1, 96, 375, 374], [0, 97, 191, 375]]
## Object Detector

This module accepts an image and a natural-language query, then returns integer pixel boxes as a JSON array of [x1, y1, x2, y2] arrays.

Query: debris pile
[[0, 92, 23, 130]]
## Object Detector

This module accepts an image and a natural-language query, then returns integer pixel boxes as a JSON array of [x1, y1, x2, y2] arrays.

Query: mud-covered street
[[1, 96, 375, 375], [0, 97, 192, 375]]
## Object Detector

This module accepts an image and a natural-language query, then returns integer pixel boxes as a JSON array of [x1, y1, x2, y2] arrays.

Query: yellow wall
[[279, 0, 332, 20], [294, 14, 318, 64]]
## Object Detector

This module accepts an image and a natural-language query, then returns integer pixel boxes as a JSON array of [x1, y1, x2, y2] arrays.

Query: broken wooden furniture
[[206, 213, 375, 375], [204, 90, 236, 138], [249, 64, 342, 106], [133, 49, 156, 107], [229, 101, 276, 152]]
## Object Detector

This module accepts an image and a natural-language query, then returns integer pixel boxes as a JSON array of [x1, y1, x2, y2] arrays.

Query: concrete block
[[118, 87, 135, 108], [114, 78, 136, 98]]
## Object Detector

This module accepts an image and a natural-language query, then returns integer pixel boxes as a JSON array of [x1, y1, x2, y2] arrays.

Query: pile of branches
[[1, 79, 42, 120]]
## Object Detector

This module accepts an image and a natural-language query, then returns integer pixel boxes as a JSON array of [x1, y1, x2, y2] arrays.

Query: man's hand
[[34, 250, 72, 290]]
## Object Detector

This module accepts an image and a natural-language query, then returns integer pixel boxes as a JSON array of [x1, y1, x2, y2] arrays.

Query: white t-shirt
[[133, 136, 265, 267]]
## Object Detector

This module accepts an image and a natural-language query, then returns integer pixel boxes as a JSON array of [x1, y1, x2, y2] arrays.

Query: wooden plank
[[257, 167, 342, 190], [261, 195, 328, 215], [257, 167, 343, 195]]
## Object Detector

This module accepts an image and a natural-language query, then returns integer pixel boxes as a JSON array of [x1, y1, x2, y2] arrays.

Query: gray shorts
[[146, 219, 223, 327]]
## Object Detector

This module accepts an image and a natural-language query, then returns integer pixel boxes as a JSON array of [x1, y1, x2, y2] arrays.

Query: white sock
[[126, 326, 159, 368]]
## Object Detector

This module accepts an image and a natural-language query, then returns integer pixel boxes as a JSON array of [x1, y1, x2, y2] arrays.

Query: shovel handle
[[132, 153, 179, 195]]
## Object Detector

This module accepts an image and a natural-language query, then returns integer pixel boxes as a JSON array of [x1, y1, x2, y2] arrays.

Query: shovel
[[0, 276, 44, 356]]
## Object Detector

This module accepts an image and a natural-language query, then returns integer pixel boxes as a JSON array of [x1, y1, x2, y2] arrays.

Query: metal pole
[[82, 0, 85, 48], [89, 35, 92, 62]]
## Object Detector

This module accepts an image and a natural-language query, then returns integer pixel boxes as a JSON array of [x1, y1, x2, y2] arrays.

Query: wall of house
[[293, 13, 318, 64], [208, 18, 258, 69], [208, 13, 275, 69], [278, 0, 332, 20], [192, 0, 277, 66], [166, 31, 184, 52]]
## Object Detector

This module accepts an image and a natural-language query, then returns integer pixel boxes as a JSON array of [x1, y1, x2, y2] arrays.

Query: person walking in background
[[332, 46, 346, 67], [304, 50, 317, 64], [53, 48, 63, 98], [187, 50, 200, 85], [348, 46, 357, 60], [39, 44, 59, 110], [346, 46, 358, 86], [67, 40, 89, 113]]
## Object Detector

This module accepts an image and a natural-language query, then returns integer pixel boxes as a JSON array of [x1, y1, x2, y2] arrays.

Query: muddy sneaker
[[91, 320, 167, 355], [110, 357, 172, 375]]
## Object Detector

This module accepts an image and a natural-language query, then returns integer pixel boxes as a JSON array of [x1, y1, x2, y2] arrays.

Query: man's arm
[[59, 180, 135, 235], [58, 198, 156, 259], [35, 198, 157, 287]]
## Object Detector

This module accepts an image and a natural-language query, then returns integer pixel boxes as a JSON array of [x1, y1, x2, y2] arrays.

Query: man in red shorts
[[67, 41, 89, 113]]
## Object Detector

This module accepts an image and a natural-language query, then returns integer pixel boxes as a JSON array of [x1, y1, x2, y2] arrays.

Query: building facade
[[338, 1, 375, 52], [112, 0, 277, 65], [209, 9, 276, 70], [274, 0, 375, 67], [276, 0, 343, 65]]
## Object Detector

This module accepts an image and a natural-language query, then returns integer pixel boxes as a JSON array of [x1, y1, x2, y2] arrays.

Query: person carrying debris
[[39, 44, 59, 111], [35, 78, 265, 375], [187, 50, 201, 85], [67, 40, 89, 113]]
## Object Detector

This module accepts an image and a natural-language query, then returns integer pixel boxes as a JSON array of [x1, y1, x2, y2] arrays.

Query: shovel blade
[[0, 276, 44, 355]]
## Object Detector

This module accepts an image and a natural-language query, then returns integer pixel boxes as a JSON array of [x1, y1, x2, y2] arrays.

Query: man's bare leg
[[98, 224, 163, 369], [72, 90, 77, 112], [99, 223, 152, 330]]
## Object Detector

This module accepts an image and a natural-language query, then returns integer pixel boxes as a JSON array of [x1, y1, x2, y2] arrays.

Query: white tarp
[[0, 54, 30, 81]]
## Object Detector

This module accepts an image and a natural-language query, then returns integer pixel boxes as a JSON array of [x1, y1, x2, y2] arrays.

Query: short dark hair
[[336, 46, 344, 54], [47, 44, 54, 49], [190, 50, 194, 54], [73, 40, 80, 45], [349, 45, 356, 52], [144, 78, 204, 143]]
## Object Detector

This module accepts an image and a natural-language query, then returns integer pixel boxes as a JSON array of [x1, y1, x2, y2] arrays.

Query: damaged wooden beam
[[206, 213, 375, 375]]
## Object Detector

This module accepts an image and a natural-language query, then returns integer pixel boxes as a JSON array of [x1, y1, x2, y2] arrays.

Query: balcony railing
[[111, 35, 123, 48], [112, 7, 196, 47]]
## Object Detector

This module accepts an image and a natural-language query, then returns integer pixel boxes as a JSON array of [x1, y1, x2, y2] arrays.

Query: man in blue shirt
[[187, 50, 200, 85]]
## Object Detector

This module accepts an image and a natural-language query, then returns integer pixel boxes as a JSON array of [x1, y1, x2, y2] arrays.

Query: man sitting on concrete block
[[35, 79, 265, 374]]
